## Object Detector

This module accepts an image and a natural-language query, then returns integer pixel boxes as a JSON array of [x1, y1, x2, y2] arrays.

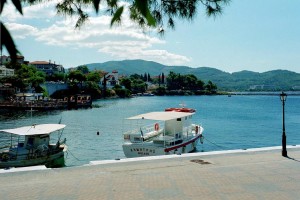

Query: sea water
[[0, 95, 299, 167]]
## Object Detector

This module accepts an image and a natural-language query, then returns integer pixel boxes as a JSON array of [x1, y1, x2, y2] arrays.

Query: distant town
[[0, 55, 221, 110]]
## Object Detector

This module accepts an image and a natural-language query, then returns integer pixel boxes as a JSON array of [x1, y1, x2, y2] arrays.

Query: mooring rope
[[66, 149, 82, 161], [203, 136, 228, 150]]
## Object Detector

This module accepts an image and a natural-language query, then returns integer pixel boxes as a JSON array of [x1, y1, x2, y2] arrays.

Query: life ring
[[154, 123, 159, 131]]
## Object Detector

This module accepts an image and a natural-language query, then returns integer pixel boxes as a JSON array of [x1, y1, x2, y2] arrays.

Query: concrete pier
[[1, 146, 300, 200]]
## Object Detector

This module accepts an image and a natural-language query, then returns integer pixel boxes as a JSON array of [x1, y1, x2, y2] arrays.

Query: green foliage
[[154, 86, 166, 96], [166, 71, 216, 93], [114, 87, 131, 98], [84, 81, 102, 99], [86, 60, 300, 91], [86, 71, 101, 82], [77, 65, 90, 74], [46, 73, 65, 82], [120, 77, 132, 90], [0, 64, 46, 92], [67, 70, 86, 83], [131, 79, 147, 94], [205, 80, 217, 94]]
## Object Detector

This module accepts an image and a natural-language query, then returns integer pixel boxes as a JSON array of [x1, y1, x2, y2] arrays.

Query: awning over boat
[[0, 124, 66, 136], [126, 111, 194, 121]]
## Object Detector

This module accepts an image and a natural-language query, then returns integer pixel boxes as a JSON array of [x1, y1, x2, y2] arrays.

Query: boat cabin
[[124, 111, 197, 144]]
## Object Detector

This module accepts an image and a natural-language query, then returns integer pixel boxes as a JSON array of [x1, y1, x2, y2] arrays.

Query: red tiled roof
[[30, 61, 51, 65]]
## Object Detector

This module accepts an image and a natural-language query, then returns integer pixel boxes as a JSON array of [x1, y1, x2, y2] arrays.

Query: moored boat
[[165, 107, 196, 113], [0, 124, 67, 168], [122, 109, 204, 158]]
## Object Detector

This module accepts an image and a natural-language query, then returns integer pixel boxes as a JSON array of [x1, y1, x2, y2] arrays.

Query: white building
[[0, 65, 15, 78], [100, 70, 120, 88]]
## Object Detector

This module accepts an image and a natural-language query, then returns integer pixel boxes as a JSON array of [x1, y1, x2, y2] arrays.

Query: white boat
[[122, 109, 204, 158], [0, 124, 67, 169]]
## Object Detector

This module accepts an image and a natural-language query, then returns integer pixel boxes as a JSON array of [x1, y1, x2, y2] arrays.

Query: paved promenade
[[1, 146, 300, 200]]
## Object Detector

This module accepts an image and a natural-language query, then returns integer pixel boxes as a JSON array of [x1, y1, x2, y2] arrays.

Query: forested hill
[[85, 59, 300, 91]]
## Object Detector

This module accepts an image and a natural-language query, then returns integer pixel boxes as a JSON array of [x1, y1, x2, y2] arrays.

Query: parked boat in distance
[[165, 107, 196, 113], [122, 109, 204, 158], [0, 124, 67, 169]]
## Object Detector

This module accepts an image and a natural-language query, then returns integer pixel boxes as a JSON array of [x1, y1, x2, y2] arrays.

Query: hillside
[[85, 60, 300, 91]]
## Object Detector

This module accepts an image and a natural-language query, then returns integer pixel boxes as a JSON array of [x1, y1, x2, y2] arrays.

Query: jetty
[[0, 93, 92, 110], [1, 146, 300, 199]]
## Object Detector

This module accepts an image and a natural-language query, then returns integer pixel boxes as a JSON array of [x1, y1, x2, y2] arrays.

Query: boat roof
[[0, 124, 66, 136], [126, 111, 194, 121]]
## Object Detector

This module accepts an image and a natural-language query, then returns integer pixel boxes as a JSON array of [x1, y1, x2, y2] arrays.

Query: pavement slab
[[1, 146, 300, 200]]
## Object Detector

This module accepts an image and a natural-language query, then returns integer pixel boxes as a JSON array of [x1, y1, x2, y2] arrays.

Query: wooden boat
[[122, 109, 204, 158], [0, 124, 66, 168]]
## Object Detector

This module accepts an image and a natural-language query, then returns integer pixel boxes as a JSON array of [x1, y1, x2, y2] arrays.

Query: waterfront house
[[0, 55, 26, 64], [100, 70, 120, 89], [30, 61, 65, 76], [0, 65, 14, 78]]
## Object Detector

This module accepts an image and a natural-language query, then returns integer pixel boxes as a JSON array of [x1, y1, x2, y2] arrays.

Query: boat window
[[27, 137, 34, 148], [18, 143, 24, 148], [177, 118, 181, 121]]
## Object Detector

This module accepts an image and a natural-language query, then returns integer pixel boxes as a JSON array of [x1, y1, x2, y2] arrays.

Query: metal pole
[[282, 97, 287, 157]]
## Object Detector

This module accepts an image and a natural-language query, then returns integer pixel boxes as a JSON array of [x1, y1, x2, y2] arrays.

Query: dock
[[1, 146, 300, 199]]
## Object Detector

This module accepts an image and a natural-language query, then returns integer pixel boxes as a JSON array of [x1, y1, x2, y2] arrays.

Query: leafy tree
[[114, 85, 131, 98], [86, 71, 101, 82], [77, 65, 90, 74], [130, 74, 142, 80], [147, 73, 151, 82], [196, 79, 205, 90], [131, 79, 147, 94], [67, 70, 87, 91], [1, 0, 229, 63], [84, 81, 102, 99], [120, 77, 132, 90], [184, 74, 198, 90], [13, 64, 46, 92], [30, 71, 46, 91], [166, 71, 182, 90], [166, 71, 212, 93], [205, 80, 217, 93], [46, 73, 65, 82], [154, 86, 166, 96], [68, 70, 86, 83]]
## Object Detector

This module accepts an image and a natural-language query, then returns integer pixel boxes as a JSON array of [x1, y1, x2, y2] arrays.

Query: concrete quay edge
[[1, 145, 300, 200]]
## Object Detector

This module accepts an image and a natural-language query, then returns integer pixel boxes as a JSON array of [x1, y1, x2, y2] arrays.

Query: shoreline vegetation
[[1, 63, 300, 111]]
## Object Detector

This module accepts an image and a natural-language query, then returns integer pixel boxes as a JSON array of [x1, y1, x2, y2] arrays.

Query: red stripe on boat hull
[[164, 134, 202, 152]]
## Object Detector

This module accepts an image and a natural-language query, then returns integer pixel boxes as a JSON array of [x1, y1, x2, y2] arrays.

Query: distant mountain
[[85, 60, 300, 91]]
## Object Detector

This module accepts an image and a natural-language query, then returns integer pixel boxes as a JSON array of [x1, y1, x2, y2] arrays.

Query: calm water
[[0, 95, 299, 167]]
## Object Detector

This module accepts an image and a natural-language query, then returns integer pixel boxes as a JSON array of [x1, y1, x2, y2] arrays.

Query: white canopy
[[0, 124, 66, 136], [126, 111, 194, 121]]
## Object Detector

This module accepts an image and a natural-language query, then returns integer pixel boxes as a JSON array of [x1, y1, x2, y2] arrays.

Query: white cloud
[[1, 1, 59, 21], [4, 23, 38, 39], [2, 1, 191, 66]]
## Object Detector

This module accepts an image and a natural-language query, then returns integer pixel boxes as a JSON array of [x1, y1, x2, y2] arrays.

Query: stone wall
[[41, 82, 68, 96]]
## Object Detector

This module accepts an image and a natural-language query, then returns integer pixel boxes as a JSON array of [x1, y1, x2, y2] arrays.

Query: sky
[[2, 0, 300, 73]]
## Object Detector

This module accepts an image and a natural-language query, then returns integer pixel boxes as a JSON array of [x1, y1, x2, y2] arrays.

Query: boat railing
[[123, 122, 164, 142], [124, 121, 164, 136]]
